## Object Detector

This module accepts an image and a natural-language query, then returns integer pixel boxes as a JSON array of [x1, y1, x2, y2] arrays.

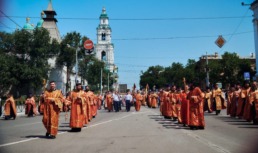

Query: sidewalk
[[1, 106, 26, 118], [15, 106, 26, 116]]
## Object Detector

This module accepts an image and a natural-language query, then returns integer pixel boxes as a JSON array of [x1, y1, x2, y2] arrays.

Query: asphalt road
[[0, 106, 257, 153]]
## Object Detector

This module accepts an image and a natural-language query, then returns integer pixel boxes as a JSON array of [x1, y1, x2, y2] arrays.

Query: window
[[101, 33, 106, 40], [101, 51, 106, 61]]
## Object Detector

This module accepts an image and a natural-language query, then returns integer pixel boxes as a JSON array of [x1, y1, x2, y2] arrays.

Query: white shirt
[[113, 93, 120, 101], [124, 94, 132, 101]]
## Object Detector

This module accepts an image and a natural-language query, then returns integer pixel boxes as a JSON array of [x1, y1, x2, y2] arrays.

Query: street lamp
[[67, 44, 80, 84], [205, 52, 210, 88]]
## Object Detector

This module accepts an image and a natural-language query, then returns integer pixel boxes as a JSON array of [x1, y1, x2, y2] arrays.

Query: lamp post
[[108, 72, 109, 91], [67, 44, 80, 85], [75, 47, 79, 83], [206, 52, 210, 88], [100, 68, 103, 95]]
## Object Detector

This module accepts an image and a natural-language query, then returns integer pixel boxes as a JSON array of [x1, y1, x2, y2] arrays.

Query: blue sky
[[0, 0, 256, 89]]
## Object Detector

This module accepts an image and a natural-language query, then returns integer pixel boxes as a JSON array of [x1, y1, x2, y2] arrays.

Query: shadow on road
[[224, 120, 249, 122], [59, 125, 70, 127], [148, 114, 194, 130], [58, 129, 70, 132], [61, 123, 70, 124], [22, 135, 48, 139], [147, 115, 161, 117], [238, 126, 258, 128], [212, 115, 258, 129], [203, 113, 217, 116]]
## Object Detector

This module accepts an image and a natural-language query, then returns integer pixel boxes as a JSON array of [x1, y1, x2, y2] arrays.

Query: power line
[[227, 9, 250, 44], [110, 16, 252, 21], [0, 21, 15, 30], [0, 15, 252, 21], [112, 31, 253, 41], [0, 10, 22, 28], [0, 25, 15, 30]]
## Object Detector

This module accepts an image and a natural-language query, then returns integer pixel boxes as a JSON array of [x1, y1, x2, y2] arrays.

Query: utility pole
[[108, 72, 109, 91], [67, 44, 79, 85], [75, 47, 79, 83], [250, 1, 258, 80], [100, 68, 103, 95], [206, 52, 209, 88]]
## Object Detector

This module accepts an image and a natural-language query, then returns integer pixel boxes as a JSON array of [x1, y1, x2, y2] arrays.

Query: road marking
[[0, 111, 147, 148], [148, 109, 231, 153], [0, 138, 38, 148], [184, 131, 231, 153], [0, 122, 42, 129]]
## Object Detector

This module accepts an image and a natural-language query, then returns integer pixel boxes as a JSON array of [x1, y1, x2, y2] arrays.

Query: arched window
[[101, 33, 106, 40], [101, 51, 106, 61]]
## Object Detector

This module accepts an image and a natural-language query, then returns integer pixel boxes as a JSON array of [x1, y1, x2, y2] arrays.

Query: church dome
[[23, 18, 34, 30], [36, 12, 45, 28], [36, 19, 44, 28], [99, 7, 109, 19]]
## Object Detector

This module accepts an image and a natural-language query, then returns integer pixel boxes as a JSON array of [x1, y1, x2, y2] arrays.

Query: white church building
[[23, 3, 118, 93], [95, 7, 116, 73]]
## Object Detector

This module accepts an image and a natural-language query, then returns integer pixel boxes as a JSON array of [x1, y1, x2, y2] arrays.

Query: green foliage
[[0, 28, 59, 96], [79, 54, 109, 91], [15, 95, 26, 106], [208, 60, 223, 85], [140, 52, 255, 89], [57, 32, 82, 69], [140, 65, 165, 89]]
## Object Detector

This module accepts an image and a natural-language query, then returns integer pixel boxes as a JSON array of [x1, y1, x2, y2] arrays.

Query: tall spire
[[42, 0, 60, 42], [102, 7, 106, 14], [100, 7, 108, 19], [47, 0, 53, 11]]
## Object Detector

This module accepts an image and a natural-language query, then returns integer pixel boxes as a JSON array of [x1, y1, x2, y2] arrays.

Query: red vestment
[[4, 96, 17, 119], [25, 97, 37, 116], [162, 91, 172, 118], [42, 89, 63, 136], [106, 94, 113, 112], [150, 93, 158, 108], [135, 93, 143, 111], [180, 91, 189, 125], [237, 88, 250, 117], [68, 90, 86, 128], [168, 92, 178, 118], [188, 87, 205, 128]]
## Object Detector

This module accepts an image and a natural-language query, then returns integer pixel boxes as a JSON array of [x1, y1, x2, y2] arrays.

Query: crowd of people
[[101, 79, 258, 130], [1, 79, 258, 138], [2, 81, 103, 139]]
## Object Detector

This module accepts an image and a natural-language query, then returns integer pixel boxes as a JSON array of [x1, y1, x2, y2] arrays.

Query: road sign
[[84, 39, 94, 50], [215, 35, 226, 48], [244, 72, 250, 80]]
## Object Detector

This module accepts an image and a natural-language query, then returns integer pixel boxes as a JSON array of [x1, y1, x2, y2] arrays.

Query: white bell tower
[[95, 7, 115, 72]]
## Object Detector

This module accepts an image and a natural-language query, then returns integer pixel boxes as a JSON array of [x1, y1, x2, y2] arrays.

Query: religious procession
[[2, 78, 258, 139], [2, 81, 102, 139], [105, 78, 258, 131]]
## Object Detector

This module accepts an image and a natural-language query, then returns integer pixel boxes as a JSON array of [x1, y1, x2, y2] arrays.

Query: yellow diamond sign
[[215, 35, 226, 48]]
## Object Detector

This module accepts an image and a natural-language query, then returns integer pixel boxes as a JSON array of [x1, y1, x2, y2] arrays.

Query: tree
[[238, 59, 255, 83], [79, 54, 107, 91], [139, 52, 255, 90], [140, 65, 164, 90], [0, 32, 16, 96], [163, 62, 185, 87], [208, 60, 223, 86], [184, 59, 201, 85], [0, 28, 59, 96], [56, 31, 82, 91]]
